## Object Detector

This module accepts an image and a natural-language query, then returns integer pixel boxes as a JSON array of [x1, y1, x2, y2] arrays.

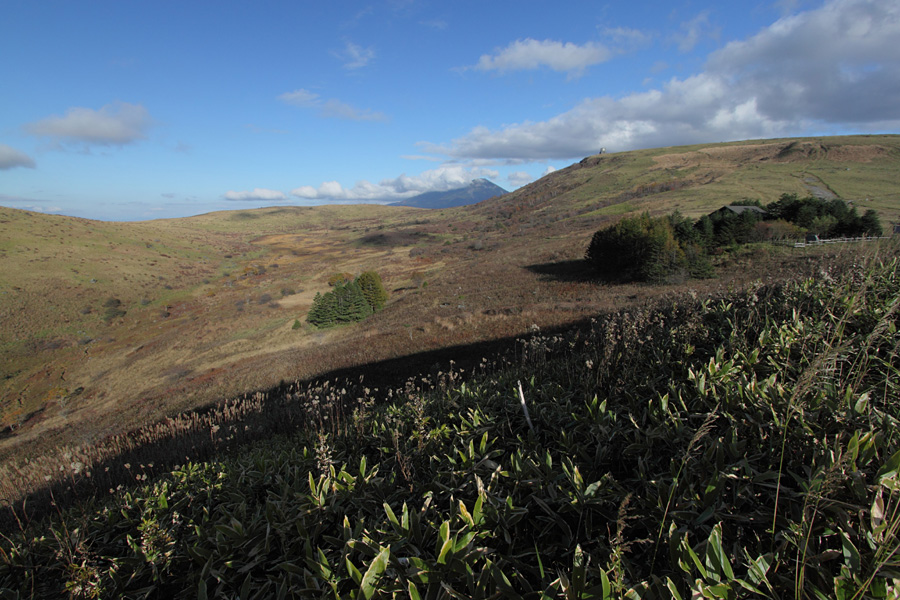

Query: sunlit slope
[[481, 135, 900, 227]]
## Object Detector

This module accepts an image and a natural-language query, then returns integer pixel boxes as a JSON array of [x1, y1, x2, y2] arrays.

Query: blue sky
[[1, 0, 898, 221]]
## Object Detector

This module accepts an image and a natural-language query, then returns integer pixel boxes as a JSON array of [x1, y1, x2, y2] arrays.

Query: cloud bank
[[433, 0, 900, 161], [472, 38, 612, 75], [25, 102, 152, 147], [0, 144, 35, 169], [224, 188, 288, 202]]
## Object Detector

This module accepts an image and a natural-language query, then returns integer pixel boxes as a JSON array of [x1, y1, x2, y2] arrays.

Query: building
[[712, 205, 769, 218]]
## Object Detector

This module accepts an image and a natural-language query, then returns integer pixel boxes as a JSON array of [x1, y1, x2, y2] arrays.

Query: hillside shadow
[[1, 317, 598, 529], [524, 259, 597, 283], [358, 230, 433, 247]]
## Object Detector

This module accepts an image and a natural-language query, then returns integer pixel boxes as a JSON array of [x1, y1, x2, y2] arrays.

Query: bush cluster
[[585, 212, 712, 284]]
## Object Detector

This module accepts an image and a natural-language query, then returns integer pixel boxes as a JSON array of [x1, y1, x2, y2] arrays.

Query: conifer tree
[[356, 271, 388, 311], [307, 291, 338, 328]]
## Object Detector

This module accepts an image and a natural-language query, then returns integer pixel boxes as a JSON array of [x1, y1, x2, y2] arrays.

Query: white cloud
[[506, 171, 534, 188], [429, 0, 900, 161], [0, 144, 35, 169], [278, 89, 321, 108], [543, 165, 557, 176], [278, 89, 387, 122], [321, 99, 387, 121], [471, 38, 612, 76], [338, 41, 375, 69], [25, 102, 152, 147], [602, 26, 652, 50], [291, 165, 500, 202], [674, 11, 717, 53], [224, 188, 288, 202]]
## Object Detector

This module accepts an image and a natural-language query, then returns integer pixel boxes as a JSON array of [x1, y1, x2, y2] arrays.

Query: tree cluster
[[586, 195, 883, 284], [765, 193, 882, 238], [307, 271, 388, 328], [585, 212, 712, 284]]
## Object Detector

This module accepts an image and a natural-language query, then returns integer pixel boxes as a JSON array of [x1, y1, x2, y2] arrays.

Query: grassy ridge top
[[489, 134, 900, 224], [2, 248, 898, 598]]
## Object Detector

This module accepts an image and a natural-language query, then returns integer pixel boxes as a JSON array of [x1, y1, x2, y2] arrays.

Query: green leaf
[[702, 582, 731, 598], [600, 569, 612, 599], [472, 494, 484, 526], [665, 577, 684, 600], [346, 556, 363, 585], [240, 574, 252, 600], [745, 553, 772, 586], [198, 579, 208, 600], [683, 535, 708, 580], [360, 546, 390, 600], [437, 537, 453, 565], [384, 502, 401, 532], [705, 523, 733, 580], [408, 581, 422, 600], [458, 499, 474, 527], [876, 449, 900, 489], [840, 531, 861, 572]]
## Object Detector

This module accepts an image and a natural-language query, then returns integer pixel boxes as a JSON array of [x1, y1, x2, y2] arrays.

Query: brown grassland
[[1, 133, 898, 486]]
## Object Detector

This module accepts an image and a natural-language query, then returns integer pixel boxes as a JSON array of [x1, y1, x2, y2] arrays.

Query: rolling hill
[[1, 134, 898, 468]]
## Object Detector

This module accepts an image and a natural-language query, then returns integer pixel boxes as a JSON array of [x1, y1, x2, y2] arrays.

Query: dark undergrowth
[[1, 249, 899, 598]]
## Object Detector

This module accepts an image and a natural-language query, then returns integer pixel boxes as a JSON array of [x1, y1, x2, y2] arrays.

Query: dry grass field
[[1, 134, 898, 467]]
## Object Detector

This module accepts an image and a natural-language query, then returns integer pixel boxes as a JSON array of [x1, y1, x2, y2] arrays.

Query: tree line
[[586, 194, 883, 284]]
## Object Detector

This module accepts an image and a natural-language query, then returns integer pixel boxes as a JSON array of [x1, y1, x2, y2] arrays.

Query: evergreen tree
[[356, 271, 388, 311], [307, 291, 338, 328], [859, 209, 883, 236]]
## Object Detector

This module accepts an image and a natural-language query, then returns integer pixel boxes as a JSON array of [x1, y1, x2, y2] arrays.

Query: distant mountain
[[392, 179, 508, 209]]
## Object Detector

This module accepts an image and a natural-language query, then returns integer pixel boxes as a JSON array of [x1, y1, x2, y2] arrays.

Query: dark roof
[[720, 205, 768, 215]]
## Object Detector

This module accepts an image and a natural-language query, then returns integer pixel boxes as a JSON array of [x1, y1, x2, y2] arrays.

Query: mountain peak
[[392, 179, 508, 209]]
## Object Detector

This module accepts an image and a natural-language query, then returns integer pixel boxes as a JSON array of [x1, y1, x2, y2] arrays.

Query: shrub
[[585, 212, 686, 283], [327, 272, 353, 287]]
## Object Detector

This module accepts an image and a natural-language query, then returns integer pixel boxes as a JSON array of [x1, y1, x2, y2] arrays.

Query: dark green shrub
[[585, 212, 687, 283]]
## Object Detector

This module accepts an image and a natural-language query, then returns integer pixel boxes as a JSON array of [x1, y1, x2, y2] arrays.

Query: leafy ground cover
[[2, 248, 898, 598]]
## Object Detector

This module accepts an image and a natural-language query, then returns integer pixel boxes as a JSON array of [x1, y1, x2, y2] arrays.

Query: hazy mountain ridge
[[391, 178, 508, 209]]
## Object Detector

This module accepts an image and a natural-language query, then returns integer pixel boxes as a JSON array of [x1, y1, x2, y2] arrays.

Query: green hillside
[[482, 134, 900, 227]]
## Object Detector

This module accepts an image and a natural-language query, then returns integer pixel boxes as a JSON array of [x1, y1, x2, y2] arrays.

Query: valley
[[1, 135, 898, 465]]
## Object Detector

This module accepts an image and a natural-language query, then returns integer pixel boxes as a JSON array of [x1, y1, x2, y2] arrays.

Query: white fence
[[782, 236, 892, 248]]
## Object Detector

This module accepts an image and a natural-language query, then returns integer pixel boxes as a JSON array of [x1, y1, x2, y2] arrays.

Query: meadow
[[0, 243, 897, 598], [4, 135, 898, 470]]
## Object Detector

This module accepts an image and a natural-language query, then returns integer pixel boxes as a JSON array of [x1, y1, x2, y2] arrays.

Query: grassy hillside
[[1, 248, 898, 598], [1, 134, 898, 471]]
